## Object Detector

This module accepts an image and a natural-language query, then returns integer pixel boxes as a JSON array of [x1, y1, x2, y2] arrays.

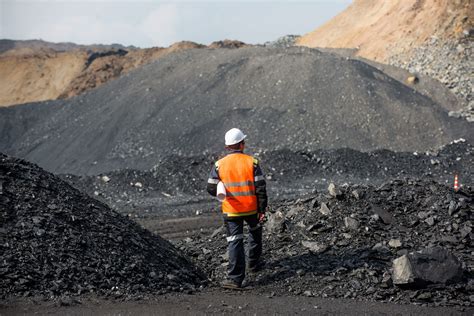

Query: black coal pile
[[177, 178, 473, 306], [61, 140, 473, 219], [1, 46, 472, 175], [0, 153, 205, 300]]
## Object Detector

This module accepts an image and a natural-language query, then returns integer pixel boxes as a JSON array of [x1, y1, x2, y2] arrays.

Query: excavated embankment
[[0, 153, 205, 300]]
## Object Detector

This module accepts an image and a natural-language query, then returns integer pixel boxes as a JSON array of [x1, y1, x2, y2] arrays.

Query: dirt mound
[[0, 49, 88, 106], [0, 41, 205, 107], [208, 40, 247, 49], [1, 46, 471, 175], [58, 42, 205, 99], [178, 178, 473, 306], [297, 0, 472, 62], [0, 153, 205, 299]]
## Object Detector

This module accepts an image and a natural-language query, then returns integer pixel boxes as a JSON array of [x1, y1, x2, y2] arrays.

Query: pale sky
[[1, 0, 351, 48]]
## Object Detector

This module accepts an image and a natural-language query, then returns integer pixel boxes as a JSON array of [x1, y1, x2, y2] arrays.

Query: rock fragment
[[344, 217, 360, 230], [389, 239, 402, 248], [328, 183, 342, 199], [301, 241, 328, 254], [319, 203, 331, 216], [101, 175, 110, 183]]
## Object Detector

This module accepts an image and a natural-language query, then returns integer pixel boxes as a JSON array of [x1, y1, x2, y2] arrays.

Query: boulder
[[392, 247, 463, 287]]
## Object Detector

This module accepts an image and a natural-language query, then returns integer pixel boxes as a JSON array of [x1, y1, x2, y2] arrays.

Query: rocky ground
[[176, 178, 473, 307], [1, 139, 472, 312]]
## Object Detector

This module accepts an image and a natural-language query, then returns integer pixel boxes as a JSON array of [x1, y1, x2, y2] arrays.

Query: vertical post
[[454, 174, 459, 192]]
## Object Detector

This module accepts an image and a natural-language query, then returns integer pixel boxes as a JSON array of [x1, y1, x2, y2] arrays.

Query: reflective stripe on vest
[[217, 153, 258, 216]]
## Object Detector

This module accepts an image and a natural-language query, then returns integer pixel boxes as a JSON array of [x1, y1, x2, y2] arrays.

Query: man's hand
[[258, 212, 265, 223]]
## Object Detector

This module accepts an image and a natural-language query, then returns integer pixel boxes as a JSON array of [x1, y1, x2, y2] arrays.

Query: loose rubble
[[390, 37, 474, 122], [0, 153, 205, 300], [264, 35, 300, 48], [178, 178, 473, 306]]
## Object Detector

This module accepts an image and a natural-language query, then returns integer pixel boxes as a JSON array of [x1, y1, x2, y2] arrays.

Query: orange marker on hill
[[454, 174, 459, 192]]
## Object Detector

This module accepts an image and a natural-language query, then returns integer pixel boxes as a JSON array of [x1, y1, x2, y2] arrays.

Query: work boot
[[221, 279, 242, 289]]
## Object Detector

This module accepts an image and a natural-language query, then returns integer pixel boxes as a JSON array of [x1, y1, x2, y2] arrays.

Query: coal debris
[[0, 153, 205, 299], [178, 178, 473, 306]]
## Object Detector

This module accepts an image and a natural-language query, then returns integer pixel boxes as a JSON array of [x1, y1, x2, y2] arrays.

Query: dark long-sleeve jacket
[[207, 151, 268, 213]]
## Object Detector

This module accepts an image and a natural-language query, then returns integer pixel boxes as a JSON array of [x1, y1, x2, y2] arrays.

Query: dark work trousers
[[224, 213, 262, 285]]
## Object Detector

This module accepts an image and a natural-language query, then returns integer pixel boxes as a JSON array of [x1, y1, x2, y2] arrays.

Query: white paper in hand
[[217, 181, 226, 202]]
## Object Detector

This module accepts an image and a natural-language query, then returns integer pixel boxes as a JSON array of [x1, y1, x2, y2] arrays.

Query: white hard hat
[[225, 128, 247, 146]]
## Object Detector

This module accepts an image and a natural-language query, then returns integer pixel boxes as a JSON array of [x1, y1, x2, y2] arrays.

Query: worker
[[207, 128, 268, 289]]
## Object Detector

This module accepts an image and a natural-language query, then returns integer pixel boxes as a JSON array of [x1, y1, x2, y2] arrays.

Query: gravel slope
[[0, 46, 471, 175]]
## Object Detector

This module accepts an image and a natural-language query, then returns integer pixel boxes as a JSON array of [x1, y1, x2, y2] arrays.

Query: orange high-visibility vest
[[217, 153, 258, 217]]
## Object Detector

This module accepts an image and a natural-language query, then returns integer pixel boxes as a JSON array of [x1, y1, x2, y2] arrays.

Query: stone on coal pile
[[344, 217, 360, 230], [319, 202, 331, 216], [301, 241, 328, 254], [101, 175, 111, 183], [389, 239, 402, 248], [328, 183, 342, 199], [392, 247, 463, 287], [266, 211, 287, 233], [424, 216, 435, 226], [0, 153, 205, 299], [371, 206, 394, 225]]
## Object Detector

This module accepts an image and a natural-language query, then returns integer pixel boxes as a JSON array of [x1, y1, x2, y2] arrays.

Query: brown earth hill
[[296, 0, 473, 62], [0, 40, 247, 107]]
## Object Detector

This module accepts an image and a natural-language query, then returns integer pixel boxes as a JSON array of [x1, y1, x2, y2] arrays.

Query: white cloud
[[139, 4, 180, 47], [2, 2, 180, 47]]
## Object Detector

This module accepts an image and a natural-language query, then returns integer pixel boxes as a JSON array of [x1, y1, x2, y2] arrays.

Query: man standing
[[207, 128, 268, 289]]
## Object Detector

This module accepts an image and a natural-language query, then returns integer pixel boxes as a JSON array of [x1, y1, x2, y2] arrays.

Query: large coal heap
[[58, 141, 473, 222], [0, 153, 205, 299], [179, 178, 473, 306], [0, 46, 471, 175]]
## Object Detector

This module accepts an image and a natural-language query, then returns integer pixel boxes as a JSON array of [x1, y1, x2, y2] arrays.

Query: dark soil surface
[[0, 153, 205, 300], [0, 46, 472, 175], [2, 289, 473, 316]]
